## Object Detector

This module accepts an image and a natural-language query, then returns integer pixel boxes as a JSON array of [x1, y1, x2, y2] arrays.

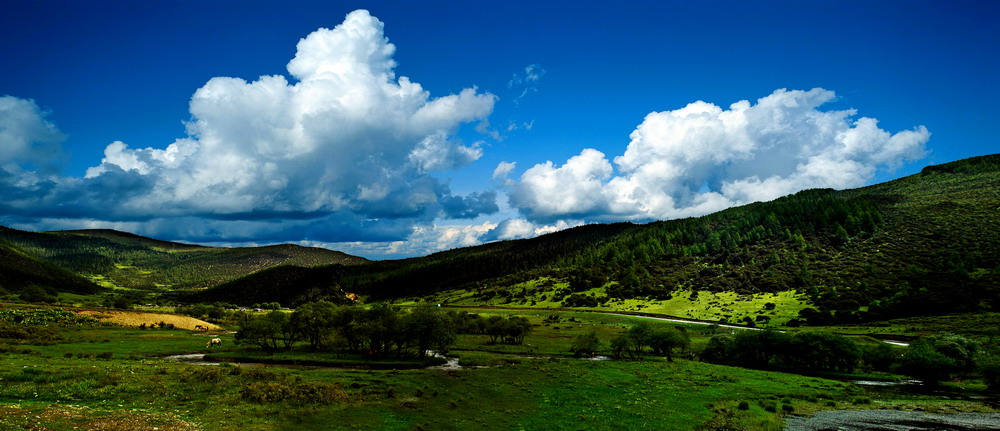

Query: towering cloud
[[509, 88, 929, 223], [1, 10, 497, 242]]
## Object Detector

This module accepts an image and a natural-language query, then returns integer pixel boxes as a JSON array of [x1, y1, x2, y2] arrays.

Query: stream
[[163, 353, 222, 366], [164, 352, 475, 370]]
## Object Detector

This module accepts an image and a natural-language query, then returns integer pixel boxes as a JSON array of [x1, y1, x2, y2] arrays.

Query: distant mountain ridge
[[0, 226, 367, 298]]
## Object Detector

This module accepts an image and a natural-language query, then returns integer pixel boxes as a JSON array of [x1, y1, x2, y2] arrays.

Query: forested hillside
[[4, 155, 997, 324], [0, 227, 367, 293], [0, 238, 101, 299], [192, 222, 634, 306], [209, 155, 1000, 322]]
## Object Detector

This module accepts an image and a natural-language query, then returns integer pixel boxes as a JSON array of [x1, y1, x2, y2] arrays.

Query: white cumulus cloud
[[509, 88, 929, 223], [1, 10, 499, 243], [510, 148, 614, 221], [0, 96, 66, 173]]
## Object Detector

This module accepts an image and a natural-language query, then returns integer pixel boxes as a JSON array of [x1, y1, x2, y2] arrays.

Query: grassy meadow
[[2, 304, 998, 430], [408, 278, 809, 327]]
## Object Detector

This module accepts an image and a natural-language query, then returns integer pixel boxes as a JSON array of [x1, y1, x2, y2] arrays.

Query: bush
[[570, 330, 601, 358], [562, 293, 599, 308], [894, 334, 977, 384], [762, 401, 777, 412], [241, 367, 279, 381], [737, 401, 750, 410], [18, 285, 57, 303], [111, 297, 132, 310], [186, 367, 226, 384], [862, 342, 898, 372], [240, 381, 348, 404], [976, 352, 1000, 391]]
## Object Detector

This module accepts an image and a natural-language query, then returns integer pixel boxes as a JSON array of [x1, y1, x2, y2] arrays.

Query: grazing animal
[[194, 325, 208, 331], [206, 338, 223, 348]]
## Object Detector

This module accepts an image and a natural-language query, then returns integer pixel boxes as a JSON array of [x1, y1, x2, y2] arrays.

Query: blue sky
[[1, 1, 997, 258]]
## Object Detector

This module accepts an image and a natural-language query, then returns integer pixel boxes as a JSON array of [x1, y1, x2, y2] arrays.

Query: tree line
[[235, 302, 532, 359]]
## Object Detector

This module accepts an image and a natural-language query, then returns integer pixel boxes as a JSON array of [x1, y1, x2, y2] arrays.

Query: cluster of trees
[[702, 329, 864, 373], [237, 303, 457, 358], [570, 324, 690, 361], [235, 303, 534, 359], [894, 333, 989, 385], [699, 328, 1000, 388], [609, 323, 690, 361], [478, 315, 532, 345]]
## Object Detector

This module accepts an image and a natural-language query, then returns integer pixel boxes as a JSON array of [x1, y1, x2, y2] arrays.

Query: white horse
[[206, 338, 222, 348]]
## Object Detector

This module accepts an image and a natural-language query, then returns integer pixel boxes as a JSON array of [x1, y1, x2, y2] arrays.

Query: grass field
[[413, 281, 810, 327], [1, 304, 997, 430]]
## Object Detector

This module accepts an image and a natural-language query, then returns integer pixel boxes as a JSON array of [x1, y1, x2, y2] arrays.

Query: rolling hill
[[205, 155, 1000, 321], [0, 227, 368, 296], [0, 238, 101, 297], [3, 155, 997, 323]]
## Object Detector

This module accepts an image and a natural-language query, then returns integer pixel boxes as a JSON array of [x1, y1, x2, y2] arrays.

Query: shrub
[[242, 367, 279, 381], [894, 337, 968, 384], [737, 401, 750, 410], [240, 381, 347, 404], [570, 330, 601, 358], [18, 285, 57, 303], [976, 352, 1000, 391], [562, 293, 599, 307], [781, 404, 795, 413], [187, 367, 226, 384]]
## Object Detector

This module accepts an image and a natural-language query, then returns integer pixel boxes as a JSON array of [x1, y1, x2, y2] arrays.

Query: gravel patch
[[785, 410, 1000, 430]]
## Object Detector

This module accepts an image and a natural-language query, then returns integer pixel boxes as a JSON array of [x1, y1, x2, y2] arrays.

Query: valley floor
[[1, 304, 997, 430]]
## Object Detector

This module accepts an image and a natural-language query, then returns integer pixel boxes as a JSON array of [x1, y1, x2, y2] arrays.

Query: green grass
[[416, 285, 808, 327], [822, 313, 1000, 341], [2, 303, 998, 430]]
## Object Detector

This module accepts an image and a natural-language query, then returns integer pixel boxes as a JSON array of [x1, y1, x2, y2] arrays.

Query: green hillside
[[4, 154, 997, 321], [0, 238, 101, 298], [195, 264, 353, 307], [209, 155, 1000, 321], [199, 222, 637, 306], [0, 227, 367, 296]]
